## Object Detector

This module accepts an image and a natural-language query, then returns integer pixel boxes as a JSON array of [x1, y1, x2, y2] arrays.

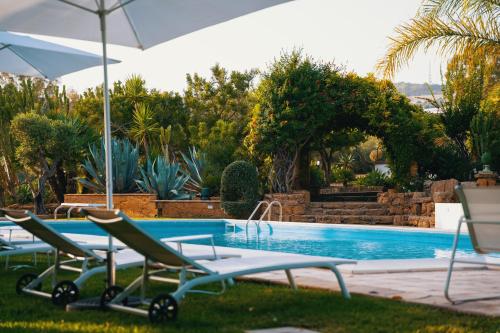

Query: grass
[[1, 256, 499, 333]]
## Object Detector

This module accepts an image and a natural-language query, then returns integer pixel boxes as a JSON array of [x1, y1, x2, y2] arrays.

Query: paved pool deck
[[189, 243, 500, 317], [243, 259, 500, 317]]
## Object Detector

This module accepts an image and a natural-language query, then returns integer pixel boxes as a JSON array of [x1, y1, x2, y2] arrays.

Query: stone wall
[[264, 190, 310, 222], [376, 179, 459, 228], [63, 193, 157, 217], [156, 199, 229, 218]]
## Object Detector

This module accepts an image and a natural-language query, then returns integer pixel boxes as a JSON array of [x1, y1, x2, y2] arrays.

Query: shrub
[[330, 166, 355, 186], [15, 184, 33, 205], [356, 170, 393, 187], [220, 161, 260, 219], [310, 166, 327, 188]]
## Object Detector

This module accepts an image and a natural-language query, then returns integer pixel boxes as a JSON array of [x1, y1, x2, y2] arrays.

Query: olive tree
[[11, 112, 80, 214]]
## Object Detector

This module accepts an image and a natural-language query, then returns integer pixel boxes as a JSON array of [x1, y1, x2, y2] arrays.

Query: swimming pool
[[0, 220, 474, 260]]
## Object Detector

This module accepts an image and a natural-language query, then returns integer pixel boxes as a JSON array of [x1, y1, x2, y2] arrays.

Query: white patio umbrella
[[0, 0, 292, 286], [0, 30, 118, 80]]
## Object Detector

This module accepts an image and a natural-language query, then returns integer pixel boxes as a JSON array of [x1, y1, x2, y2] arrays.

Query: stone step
[[309, 202, 386, 209], [314, 191, 380, 202], [299, 214, 394, 225], [315, 195, 378, 202]]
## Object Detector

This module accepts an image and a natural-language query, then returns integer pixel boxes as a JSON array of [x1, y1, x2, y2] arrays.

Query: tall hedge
[[220, 161, 260, 219]]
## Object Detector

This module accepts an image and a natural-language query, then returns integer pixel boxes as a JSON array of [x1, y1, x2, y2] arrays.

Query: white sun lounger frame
[[1, 209, 137, 305], [82, 208, 355, 323], [445, 184, 500, 304], [54, 203, 106, 219]]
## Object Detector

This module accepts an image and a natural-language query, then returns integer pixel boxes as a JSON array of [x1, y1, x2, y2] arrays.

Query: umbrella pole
[[99, 4, 115, 288]]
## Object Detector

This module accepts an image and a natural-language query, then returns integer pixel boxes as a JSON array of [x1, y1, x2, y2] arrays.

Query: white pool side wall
[[435, 203, 464, 231]]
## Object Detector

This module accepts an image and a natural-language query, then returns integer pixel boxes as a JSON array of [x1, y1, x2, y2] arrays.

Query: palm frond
[[420, 0, 500, 18], [377, 14, 500, 78]]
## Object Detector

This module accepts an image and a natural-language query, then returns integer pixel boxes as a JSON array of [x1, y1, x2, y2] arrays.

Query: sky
[[29, 0, 447, 93]]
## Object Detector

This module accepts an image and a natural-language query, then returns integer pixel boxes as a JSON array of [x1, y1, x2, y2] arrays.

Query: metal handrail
[[256, 201, 282, 233], [245, 201, 270, 233], [245, 200, 283, 236]]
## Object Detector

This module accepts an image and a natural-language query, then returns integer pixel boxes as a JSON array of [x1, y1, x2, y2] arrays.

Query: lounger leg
[[285, 269, 297, 290], [52, 250, 60, 288], [329, 264, 350, 299], [112, 274, 145, 305], [5, 230, 12, 269], [444, 219, 462, 304], [54, 206, 61, 219], [67, 207, 75, 219], [141, 258, 148, 302], [25, 264, 56, 292], [31, 235, 37, 267], [171, 274, 224, 303]]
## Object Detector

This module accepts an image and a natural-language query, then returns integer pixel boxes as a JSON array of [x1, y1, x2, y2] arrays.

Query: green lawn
[[1, 256, 499, 333]]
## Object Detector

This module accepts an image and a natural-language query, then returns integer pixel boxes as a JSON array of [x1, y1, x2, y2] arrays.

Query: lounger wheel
[[51, 280, 79, 306], [16, 273, 42, 295], [148, 294, 178, 323], [100, 285, 128, 309]]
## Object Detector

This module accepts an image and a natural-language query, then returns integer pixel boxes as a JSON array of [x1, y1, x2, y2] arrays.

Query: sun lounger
[[54, 202, 106, 219], [1, 237, 53, 267], [81, 208, 355, 323], [0, 225, 53, 269], [1, 209, 241, 307], [0, 208, 142, 306], [445, 184, 500, 304], [1, 225, 37, 244]]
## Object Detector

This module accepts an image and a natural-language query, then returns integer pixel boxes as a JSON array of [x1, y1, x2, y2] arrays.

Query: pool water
[[0, 220, 475, 260]]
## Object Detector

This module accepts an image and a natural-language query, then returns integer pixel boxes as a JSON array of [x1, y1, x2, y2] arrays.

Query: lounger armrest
[[161, 234, 219, 259], [160, 234, 214, 243]]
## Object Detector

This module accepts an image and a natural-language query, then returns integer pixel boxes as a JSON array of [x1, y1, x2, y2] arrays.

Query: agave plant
[[181, 146, 206, 193], [78, 138, 139, 193], [136, 157, 191, 200]]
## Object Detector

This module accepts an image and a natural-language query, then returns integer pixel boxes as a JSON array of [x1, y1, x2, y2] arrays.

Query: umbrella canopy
[[0, 0, 293, 287], [0, 30, 119, 80], [0, 0, 291, 49]]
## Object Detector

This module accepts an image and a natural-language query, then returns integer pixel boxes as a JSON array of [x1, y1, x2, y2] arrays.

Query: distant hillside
[[395, 82, 441, 97]]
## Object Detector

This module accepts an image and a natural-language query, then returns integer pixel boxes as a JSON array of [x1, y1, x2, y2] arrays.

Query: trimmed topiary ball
[[220, 161, 260, 219]]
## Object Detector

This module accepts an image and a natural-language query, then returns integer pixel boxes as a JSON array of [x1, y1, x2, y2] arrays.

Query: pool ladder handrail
[[245, 200, 283, 234]]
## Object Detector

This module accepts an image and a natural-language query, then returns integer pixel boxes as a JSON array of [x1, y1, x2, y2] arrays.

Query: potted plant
[[481, 151, 492, 172], [200, 187, 211, 200]]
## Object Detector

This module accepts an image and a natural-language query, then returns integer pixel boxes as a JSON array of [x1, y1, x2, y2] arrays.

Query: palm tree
[[129, 103, 160, 157], [122, 74, 148, 108], [377, 0, 500, 78]]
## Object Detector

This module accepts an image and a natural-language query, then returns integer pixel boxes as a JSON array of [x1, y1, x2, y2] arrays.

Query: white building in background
[[374, 162, 391, 176], [408, 94, 444, 114]]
